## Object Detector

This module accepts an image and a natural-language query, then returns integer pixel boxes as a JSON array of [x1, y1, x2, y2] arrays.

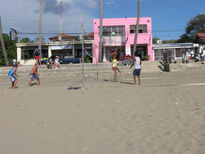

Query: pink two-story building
[[93, 17, 153, 63]]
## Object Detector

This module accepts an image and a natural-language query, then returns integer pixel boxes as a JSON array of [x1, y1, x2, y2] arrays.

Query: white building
[[16, 33, 94, 65], [153, 43, 194, 61]]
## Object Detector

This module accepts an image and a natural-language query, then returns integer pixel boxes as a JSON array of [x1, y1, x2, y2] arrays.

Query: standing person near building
[[12, 58, 17, 66], [54, 56, 60, 69], [8, 61, 20, 89], [34, 48, 41, 65], [130, 53, 141, 85], [28, 63, 40, 86], [107, 48, 121, 81], [46, 57, 53, 69]]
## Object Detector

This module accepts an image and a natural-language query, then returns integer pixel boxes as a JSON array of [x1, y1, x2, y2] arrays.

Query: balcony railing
[[102, 36, 126, 46]]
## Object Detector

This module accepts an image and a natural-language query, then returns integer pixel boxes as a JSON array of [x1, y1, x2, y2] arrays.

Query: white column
[[174, 48, 176, 60], [153, 49, 155, 61], [126, 45, 131, 55], [103, 47, 107, 62], [48, 46, 52, 57], [17, 47, 21, 61]]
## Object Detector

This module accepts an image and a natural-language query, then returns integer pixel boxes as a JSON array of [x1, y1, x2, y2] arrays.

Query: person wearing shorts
[[130, 53, 141, 85], [8, 61, 19, 89], [107, 48, 121, 81], [30, 73, 39, 81], [28, 63, 40, 86]]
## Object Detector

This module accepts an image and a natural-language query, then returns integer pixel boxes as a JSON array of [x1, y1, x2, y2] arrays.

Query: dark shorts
[[133, 69, 141, 76], [30, 73, 39, 81], [9, 75, 16, 82], [35, 56, 40, 60]]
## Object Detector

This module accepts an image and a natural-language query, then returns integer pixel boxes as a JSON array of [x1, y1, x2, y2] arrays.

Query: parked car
[[41, 54, 81, 64]]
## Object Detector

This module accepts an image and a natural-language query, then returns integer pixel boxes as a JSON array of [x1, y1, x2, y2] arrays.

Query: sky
[[0, 0, 205, 41]]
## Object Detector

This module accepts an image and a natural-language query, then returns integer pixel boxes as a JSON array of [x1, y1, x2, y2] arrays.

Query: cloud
[[34, 0, 98, 15], [83, 0, 98, 9], [34, 0, 74, 15], [103, 0, 115, 5], [0, 0, 96, 40], [43, 0, 73, 14]]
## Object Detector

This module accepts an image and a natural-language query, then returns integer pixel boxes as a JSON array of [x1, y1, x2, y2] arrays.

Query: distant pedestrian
[[46, 58, 53, 69], [12, 58, 17, 66], [28, 63, 40, 86], [8, 61, 20, 89], [107, 48, 121, 81], [130, 53, 141, 85], [54, 56, 60, 69], [34, 48, 41, 65]]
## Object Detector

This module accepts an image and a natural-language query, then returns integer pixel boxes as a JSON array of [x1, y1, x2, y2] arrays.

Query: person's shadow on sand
[[103, 79, 133, 85], [67, 87, 81, 90], [30, 83, 38, 87]]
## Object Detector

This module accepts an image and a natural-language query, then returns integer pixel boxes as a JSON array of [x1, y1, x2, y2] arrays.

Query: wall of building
[[153, 43, 194, 61], [16, 40, 94, 65], [93, 17, 153, 63]]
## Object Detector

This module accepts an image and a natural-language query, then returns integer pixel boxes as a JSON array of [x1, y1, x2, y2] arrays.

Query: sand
[[0, 67, 205, 154]]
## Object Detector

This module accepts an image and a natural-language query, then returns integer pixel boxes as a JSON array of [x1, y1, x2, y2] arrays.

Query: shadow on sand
[[30, 83, 38, 87], [67, 87, 81, 90], [103, 79, 134, 85]]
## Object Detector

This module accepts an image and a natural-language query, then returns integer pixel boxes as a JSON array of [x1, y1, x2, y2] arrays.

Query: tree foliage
[[178, 14, 205, 43], [162, 39, 177, 44], [152, 37, 160, 44], [20, 37, 32, 43], [0, 34, 16, 66]]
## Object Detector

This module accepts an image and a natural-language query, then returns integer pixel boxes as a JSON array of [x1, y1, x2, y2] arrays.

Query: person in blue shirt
[[8, 61, 19, 89]]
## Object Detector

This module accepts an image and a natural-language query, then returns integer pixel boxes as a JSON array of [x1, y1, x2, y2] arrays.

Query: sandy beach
[[0, 66, 205, 154]]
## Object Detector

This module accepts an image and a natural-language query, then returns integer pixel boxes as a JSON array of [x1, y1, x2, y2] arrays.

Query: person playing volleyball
[[130, 53, 141, 85], [107, 48, 121, 81], [8, 61, 20, 89], [28, 63, 40, 86]]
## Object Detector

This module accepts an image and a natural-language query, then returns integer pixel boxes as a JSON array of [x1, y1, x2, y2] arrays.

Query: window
[[130, 25, 147, 33], [176, 49, 183, 57], [101, 26, 125, 37], [68, 51, 73, 56], [103, 27, 111, 36], [154, 49, 164, 61]]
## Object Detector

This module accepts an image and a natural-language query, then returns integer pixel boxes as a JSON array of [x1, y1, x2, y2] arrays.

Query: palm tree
[[39, 0, 43, 59], [99, 0, 103, 62], [0, 16, 9, 66], [133, 0, 141, 58]]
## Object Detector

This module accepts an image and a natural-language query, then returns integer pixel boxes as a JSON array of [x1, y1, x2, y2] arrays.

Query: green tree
[[162, 39, 177, 44], [152, 37, 160, 44], [20, 37, 32, 43], [178, 14, 205, 43], [0, 34, 16, 66]]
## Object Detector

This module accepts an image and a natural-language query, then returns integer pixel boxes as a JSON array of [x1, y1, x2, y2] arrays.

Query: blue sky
[[100, 0, 205, 40], [0, 0, 205, 41]]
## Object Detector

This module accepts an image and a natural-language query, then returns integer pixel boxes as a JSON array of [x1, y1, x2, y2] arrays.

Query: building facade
[[16, 33, 94, 65], [93, 17, 153, 63], [153, 43, 194, 61]]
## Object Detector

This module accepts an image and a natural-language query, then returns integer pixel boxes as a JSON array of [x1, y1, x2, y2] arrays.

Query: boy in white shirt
[[130, 53, 141, 85]]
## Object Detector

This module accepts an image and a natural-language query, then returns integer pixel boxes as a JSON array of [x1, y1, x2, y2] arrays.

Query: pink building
[[93, 17, 153, 63]]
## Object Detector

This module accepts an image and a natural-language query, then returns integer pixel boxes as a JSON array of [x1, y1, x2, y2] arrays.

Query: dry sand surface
[[0, 67, 205, 154]]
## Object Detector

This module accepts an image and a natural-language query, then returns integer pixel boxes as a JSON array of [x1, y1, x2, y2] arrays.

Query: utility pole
[[99, 0, 103, 62], [0, 16, 9, 66], [133, 0, 141, 58], [59, 0, 63, 34], [39, 0, 43, 59], [81, 18, 85, 89]]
